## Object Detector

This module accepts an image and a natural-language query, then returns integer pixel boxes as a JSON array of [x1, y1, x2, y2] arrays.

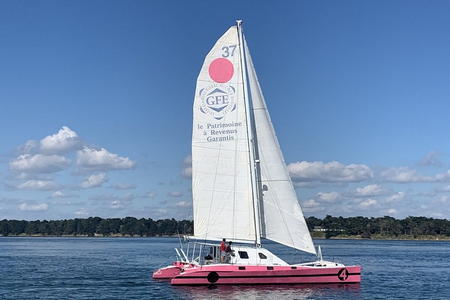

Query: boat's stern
[[152, 265, 182, 279], [152, 261, 197, 279]]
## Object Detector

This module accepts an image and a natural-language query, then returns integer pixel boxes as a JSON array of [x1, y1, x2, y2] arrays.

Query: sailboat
[[153, 21, 361, 285]]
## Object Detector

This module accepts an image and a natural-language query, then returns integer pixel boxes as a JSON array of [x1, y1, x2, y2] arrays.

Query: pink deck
[[170, 264, 361, 285], [152, 261, 196, 279]]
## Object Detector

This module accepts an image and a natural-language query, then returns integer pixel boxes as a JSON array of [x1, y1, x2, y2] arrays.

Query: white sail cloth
[[191, 24, 316, 255], [192, 26, 256, 242]]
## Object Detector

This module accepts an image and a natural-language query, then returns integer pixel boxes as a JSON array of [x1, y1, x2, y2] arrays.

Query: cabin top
[[183, 243, 288, 266], [179, 241, 343, 268]]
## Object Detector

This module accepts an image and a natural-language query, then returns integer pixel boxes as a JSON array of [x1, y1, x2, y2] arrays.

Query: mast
[[237, 20, 261, 246]]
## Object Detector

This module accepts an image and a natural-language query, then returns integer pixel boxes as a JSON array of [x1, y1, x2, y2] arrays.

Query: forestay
[[192, 26, 256, 243]]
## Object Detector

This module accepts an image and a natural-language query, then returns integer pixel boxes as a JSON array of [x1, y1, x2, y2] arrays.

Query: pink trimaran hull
[[165, 264, 360, 285]]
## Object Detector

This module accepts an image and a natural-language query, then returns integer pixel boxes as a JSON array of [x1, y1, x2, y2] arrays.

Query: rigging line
[[257, 179, 291, 182], [231, 28, 243, 242], [244, 39, 266, 239], [237, 21, 260, 246], [203, 123, 224, 242]]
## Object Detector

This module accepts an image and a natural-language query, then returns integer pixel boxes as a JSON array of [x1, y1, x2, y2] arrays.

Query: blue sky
[[1, 0, 450, 220]]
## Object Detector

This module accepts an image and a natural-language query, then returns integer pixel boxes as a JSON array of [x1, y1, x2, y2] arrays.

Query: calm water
[[0, 237, 449, 299]]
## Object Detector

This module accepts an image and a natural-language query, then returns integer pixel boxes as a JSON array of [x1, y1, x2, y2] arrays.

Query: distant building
[[313, 226, 327, 232], [313, 226, 344, 232]]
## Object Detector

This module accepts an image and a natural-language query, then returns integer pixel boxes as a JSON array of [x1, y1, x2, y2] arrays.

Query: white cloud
[[381, 167, 433, 183], [385, 192, 405, 203], [184, 155, 192, 165], [77, 147, 135, 171], [17, 180, 58, 190], [435, 170, 450, 181], [354, 184, 387, 197], [182, 167, 192, 178], [111, 200, 124, 209], [90, 193, 135, 203], [420, 151, 441, 167], [317, 192, 340, 202], [436, 185, 450, 192], [18, 203, 48, 211], [145, 191, 157, 199], [10, 154, 70, 174], [358, 199, 377, 208], [430, 212, 445, 218], [52, 191, 63, 198], [110, 183, 136, 190], [40, 126, 82, 154], [437, 195, 450, 204], [288, 161, 373, 183], [292, 182, 322, 188], [151, 208, 168, 219], [18, 140, 38, 153], [107, 194, 136, 209], [386, 208, 397, 215], [381, 167, 450, 184], [175, 200, 191, 208], [302, 199, 320, 208], [80, 173, 107, 189], [51, 191, 76, 199], [168, 191, 183, 198], [74, 208, 89, 216], [181, 155, 192, 178]]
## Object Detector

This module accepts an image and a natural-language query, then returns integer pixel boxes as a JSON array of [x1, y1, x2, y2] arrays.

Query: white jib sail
[[192, 26, 256, 243], [244, 39, 317, 255]]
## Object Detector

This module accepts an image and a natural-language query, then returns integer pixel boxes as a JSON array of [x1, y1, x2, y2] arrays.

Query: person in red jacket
[[220, 238, 227, 263], [225, 241, 233, 263]]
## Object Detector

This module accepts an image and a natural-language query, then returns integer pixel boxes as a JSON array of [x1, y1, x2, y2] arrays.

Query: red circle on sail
[[209, 58, 234, 83]]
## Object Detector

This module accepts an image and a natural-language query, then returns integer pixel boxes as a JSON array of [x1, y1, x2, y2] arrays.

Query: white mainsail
[[191, 23, 316, 254], [244, 40, 316, 255], [192, 26, 256, 242]]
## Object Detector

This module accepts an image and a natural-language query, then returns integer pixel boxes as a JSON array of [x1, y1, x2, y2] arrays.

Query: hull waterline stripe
[[172, 282, 361, 286]]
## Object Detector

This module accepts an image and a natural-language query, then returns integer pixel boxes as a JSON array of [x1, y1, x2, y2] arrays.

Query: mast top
[[236, 20, 243, 27]]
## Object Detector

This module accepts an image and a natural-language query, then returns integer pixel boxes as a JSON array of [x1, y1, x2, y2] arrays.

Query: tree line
[[0, 217, 192, 237], [306, 215, 450, 239], [0, 215, 449, 238]]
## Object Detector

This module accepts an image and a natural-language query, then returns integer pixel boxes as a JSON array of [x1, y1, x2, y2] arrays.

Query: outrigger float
[[153, 20, 361, 285]]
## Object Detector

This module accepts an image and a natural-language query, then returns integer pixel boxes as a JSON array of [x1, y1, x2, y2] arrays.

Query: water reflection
[[175, 283, 361, 300]]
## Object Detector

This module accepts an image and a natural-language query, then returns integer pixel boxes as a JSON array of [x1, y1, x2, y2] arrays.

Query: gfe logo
[[199, 85, 236, 120]]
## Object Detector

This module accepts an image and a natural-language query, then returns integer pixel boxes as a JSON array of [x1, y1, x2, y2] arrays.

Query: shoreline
[[312, 233, 450, 241], [1, 234, 449, 241]]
